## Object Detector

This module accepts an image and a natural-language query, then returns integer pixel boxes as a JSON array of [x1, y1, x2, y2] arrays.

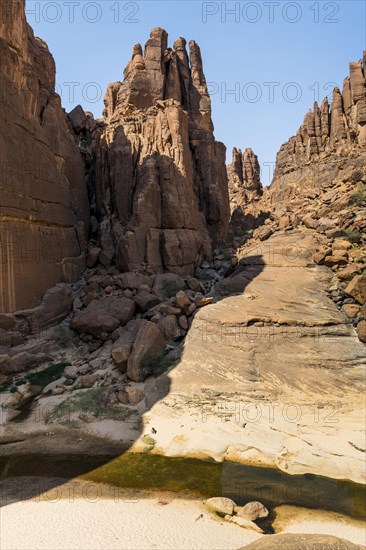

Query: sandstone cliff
[[236, 52, 366, 343], [270, 51, 366, 201], [227, 147, 264, 234], [74, 28, 230, 276], [0, 0, 89, 313]]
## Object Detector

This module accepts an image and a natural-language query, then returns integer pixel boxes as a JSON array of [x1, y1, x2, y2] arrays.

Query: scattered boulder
[[253, 226, 274, 241], [125, 386, 145, 405], [133, 292, 160, 312], [21, 284, 74, 334], [0, 355, 15, 375], [344, 274, 366, 304], [2, 391, 23, 409], [118, 272, 152, 291], [237, 501, 269, 521], [64, 365, 79, 380], [205, 497, 236, 517], [153, 273, 186, 300], [71, 297, 135, 338], [343, 304, 361, 318], [313, 248, 332, 265], [175, 291, 191, 310], [79, 374, 98, 388], [324, 255, 348, 267], [186, 277, 204, 292], [51, 387, 64, 395], [112, 320, 142, 373], [157, 315, 181, 340], [178, 315, 188, 330], [337, 264, 362, 280], [126, 320, 165, 382], [333, 239, 352, 250], [86, 247, 101, 268]]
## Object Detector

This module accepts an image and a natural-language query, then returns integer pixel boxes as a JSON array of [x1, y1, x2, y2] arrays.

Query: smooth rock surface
[[142, 231, 366, 483], [239, 534, 366, 549]]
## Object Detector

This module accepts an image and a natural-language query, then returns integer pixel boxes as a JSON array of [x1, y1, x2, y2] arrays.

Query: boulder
[[86, 247, 101, 268], [175, 291, 191, 310], [153, 273, 186, 299], [324, 255, 348, 267], [361, 302, 366, 318], [253, 226, 274, 241], [337, 264, 362, 280], [186, 277, 204, 293], [71, 297, 135, 337], [345, 275, 366, 304], [111, 320, 142, 373], [79, 374, 98, 388], [125, 386, 145, 405], [342, 304, 361, 318], [157, 315, 181, 340], [205, 497, 236, 517], [64, 365, 78, 380], [313, 248, 332, 265], [237, 501, 269, 521], [133, 292, 160, 313], [332, 239, 353, 250], [118, 272, 152, 291], [126, 320, 165, 382]]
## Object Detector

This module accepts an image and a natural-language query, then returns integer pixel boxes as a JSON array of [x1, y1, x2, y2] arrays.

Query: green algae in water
[[1, 451, 365, 519], [80, 454, 366, 519], [82, 454, 222, 497]]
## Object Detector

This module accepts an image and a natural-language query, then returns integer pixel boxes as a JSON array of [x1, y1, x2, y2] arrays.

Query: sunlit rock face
[[88, 28, 230, 276], [0, 0, 89, 312], [269, 51, 366, 201]]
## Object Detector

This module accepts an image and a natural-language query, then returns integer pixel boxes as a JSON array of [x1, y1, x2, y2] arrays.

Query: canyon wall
[[0, 0, 89, 313], [269, 52, 366, 202], [76, 28, 230, 276]]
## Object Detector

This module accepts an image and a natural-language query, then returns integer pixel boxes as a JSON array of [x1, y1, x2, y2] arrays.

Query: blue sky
[[26, 0, 365, 183]]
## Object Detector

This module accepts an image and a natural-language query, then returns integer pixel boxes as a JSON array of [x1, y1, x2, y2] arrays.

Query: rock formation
[[235, 53, 366, 343], [270, 51, 366, 201], [227, 147, 265, 235], [76, 28, 230, 276], [228, 147, 262, 202], [0, 0, 89, 313]]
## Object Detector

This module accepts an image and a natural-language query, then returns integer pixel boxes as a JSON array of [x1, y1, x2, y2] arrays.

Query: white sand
[[1, 479, 365, 550], [0, 479, 260, 550]]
